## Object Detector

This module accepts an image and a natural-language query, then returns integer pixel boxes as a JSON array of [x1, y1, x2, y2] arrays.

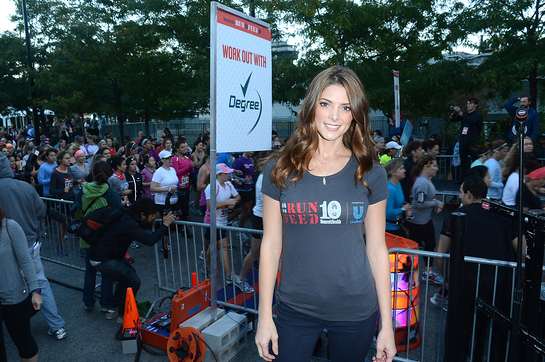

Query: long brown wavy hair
[[267, 65, 377, 190]]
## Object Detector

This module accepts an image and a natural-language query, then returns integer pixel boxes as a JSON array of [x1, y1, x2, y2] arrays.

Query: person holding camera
[[449, 98, 483, 176], [88, 198, 176, 323]]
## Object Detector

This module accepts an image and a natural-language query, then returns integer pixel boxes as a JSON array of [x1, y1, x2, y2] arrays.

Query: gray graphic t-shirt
[[262, 156, 388, 321]]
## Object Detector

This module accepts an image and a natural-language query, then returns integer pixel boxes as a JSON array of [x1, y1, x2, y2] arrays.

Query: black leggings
[[405, 219, 436, 268], [1, 295, 38, 359]]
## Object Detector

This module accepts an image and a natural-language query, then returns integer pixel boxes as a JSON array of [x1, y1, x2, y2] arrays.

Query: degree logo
[[228, 72, 263, 135]]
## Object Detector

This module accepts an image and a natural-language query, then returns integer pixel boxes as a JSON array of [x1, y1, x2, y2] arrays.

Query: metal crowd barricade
[[152, 219, 263, 316], [388, 247, 523, 362], [39, 197, 85, 271]]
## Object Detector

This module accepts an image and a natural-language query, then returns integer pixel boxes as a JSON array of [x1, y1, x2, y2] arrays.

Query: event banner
[[211, 3, 272, 152]]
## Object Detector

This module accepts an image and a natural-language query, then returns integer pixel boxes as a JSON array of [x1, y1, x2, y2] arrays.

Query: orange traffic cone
[[123, 287, 140, 334]]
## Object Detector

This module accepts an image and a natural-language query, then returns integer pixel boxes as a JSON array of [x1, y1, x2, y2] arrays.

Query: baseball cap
[[216, 163, 234, 174], [74, 135, 83, 142], [386, 141, 402, 150], [539, 133, 545, 138], [159, 150, 173, 159]]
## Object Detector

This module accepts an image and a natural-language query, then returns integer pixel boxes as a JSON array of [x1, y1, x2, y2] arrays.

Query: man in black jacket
[[88, 198, 176, 322], [450, 98, 483, 176]]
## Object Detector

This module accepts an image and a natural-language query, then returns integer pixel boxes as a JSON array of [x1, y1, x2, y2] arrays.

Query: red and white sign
[[211, 3, 272, 152], [393, 71, 400, 128]]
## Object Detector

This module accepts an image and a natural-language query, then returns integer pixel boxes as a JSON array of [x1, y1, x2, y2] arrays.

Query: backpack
[[72, 206, 124, 245]]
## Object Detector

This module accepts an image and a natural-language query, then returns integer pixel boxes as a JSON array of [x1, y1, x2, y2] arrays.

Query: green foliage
[[458, 0, 545, 108]]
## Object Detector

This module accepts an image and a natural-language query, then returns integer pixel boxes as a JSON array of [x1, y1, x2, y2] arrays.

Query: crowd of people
[[0, 77, 544, 361]]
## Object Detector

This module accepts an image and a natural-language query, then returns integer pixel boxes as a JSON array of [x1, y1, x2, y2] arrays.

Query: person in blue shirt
[[27, 124, 35, 138], [37, 148, 58, 196], [384, 158, 412, 238], [504, 95, 541, 142], [483, 140, 509, 200]]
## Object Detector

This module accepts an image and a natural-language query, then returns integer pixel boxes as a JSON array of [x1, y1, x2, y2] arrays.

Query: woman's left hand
[[373, 328, 396, 362], [32, 293, 42, 310]]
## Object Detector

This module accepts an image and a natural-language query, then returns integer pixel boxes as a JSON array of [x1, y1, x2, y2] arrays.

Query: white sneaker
[[233, 275, 254, 293], [48, 327, 67, 340], [422, 271, 444, 285]]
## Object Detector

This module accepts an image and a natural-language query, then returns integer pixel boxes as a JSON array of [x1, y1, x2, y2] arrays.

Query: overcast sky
[[0, 1, 16, 32]]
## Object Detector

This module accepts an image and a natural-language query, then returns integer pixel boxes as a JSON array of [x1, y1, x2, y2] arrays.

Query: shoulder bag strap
[[83, 189, 109, 215]]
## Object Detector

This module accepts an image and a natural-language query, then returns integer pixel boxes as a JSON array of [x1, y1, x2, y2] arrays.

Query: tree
[[457, 0, 545, 109], [260, 0, 457, 118]]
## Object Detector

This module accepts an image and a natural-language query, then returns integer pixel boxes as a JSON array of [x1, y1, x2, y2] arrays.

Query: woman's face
[[60, 140, 66, 147], [162, 156, 172, 167], [102, 148, 111, 159], [147, 157, 156, 168], [9, 157, 16, 169], [145, 141, 152, 150], [392, 165, 406, 180], [498, 146, 509, 160], [414, 147, 424, 159], [217, 172, 230, 183], [165, 140, 172, 150], [483, 171, 492, 188], [76, 152, 86, 163], [87, 137, 93, 144], [47, 152, 57, 163], [425, 160, 439, 177], [196, 142, 204, 151], [177, 143, 188, 154], [118, 160, 127, 173], [428, 145, 440, 157], [314, 84, 353, 143], [128, 160, 137, 173], [61, 153, 71, 167], [523, 138, 534, 153]]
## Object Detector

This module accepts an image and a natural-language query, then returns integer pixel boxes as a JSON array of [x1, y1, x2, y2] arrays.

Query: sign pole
[[209, 1, 219, 322], [393, 70, 400, 128]]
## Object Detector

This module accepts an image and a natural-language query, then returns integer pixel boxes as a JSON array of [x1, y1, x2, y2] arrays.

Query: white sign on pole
[[393, 70, 400, 128], [212, 4, 272, 152]]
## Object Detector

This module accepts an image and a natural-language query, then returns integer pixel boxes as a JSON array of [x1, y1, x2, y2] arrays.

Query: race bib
[[220, 208, 229, 217], [462, 127, 468, 135], [64, 178, 73, 189], [181, 175, 190, 188]]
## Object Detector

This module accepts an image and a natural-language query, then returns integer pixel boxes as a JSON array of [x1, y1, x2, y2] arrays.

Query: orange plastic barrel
[[385, 232, 422, 352]]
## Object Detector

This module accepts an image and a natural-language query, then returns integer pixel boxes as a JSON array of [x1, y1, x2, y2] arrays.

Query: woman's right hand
[[255, 317, 278, 361], [32, 293, 42, 310]]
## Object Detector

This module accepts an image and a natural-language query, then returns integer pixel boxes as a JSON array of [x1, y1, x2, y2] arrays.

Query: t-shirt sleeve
[[151, 168, 162, 183], [227, 182, 239, 197], [367, 164, 388, 205], [204, 184, 211, 200], [261, 159, 282, 201]]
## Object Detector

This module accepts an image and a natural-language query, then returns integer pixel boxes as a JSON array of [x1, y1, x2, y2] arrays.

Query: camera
[[16, 149, 40, 184], [449, 106, 458, 113], [164, 190, 181, 217]]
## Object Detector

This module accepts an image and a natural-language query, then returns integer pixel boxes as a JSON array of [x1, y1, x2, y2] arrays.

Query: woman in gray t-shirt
[[255, 66, 396, 362]]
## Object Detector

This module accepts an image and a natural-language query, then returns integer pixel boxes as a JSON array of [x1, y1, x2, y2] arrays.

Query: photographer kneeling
[[87, 198, 176, 323]]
